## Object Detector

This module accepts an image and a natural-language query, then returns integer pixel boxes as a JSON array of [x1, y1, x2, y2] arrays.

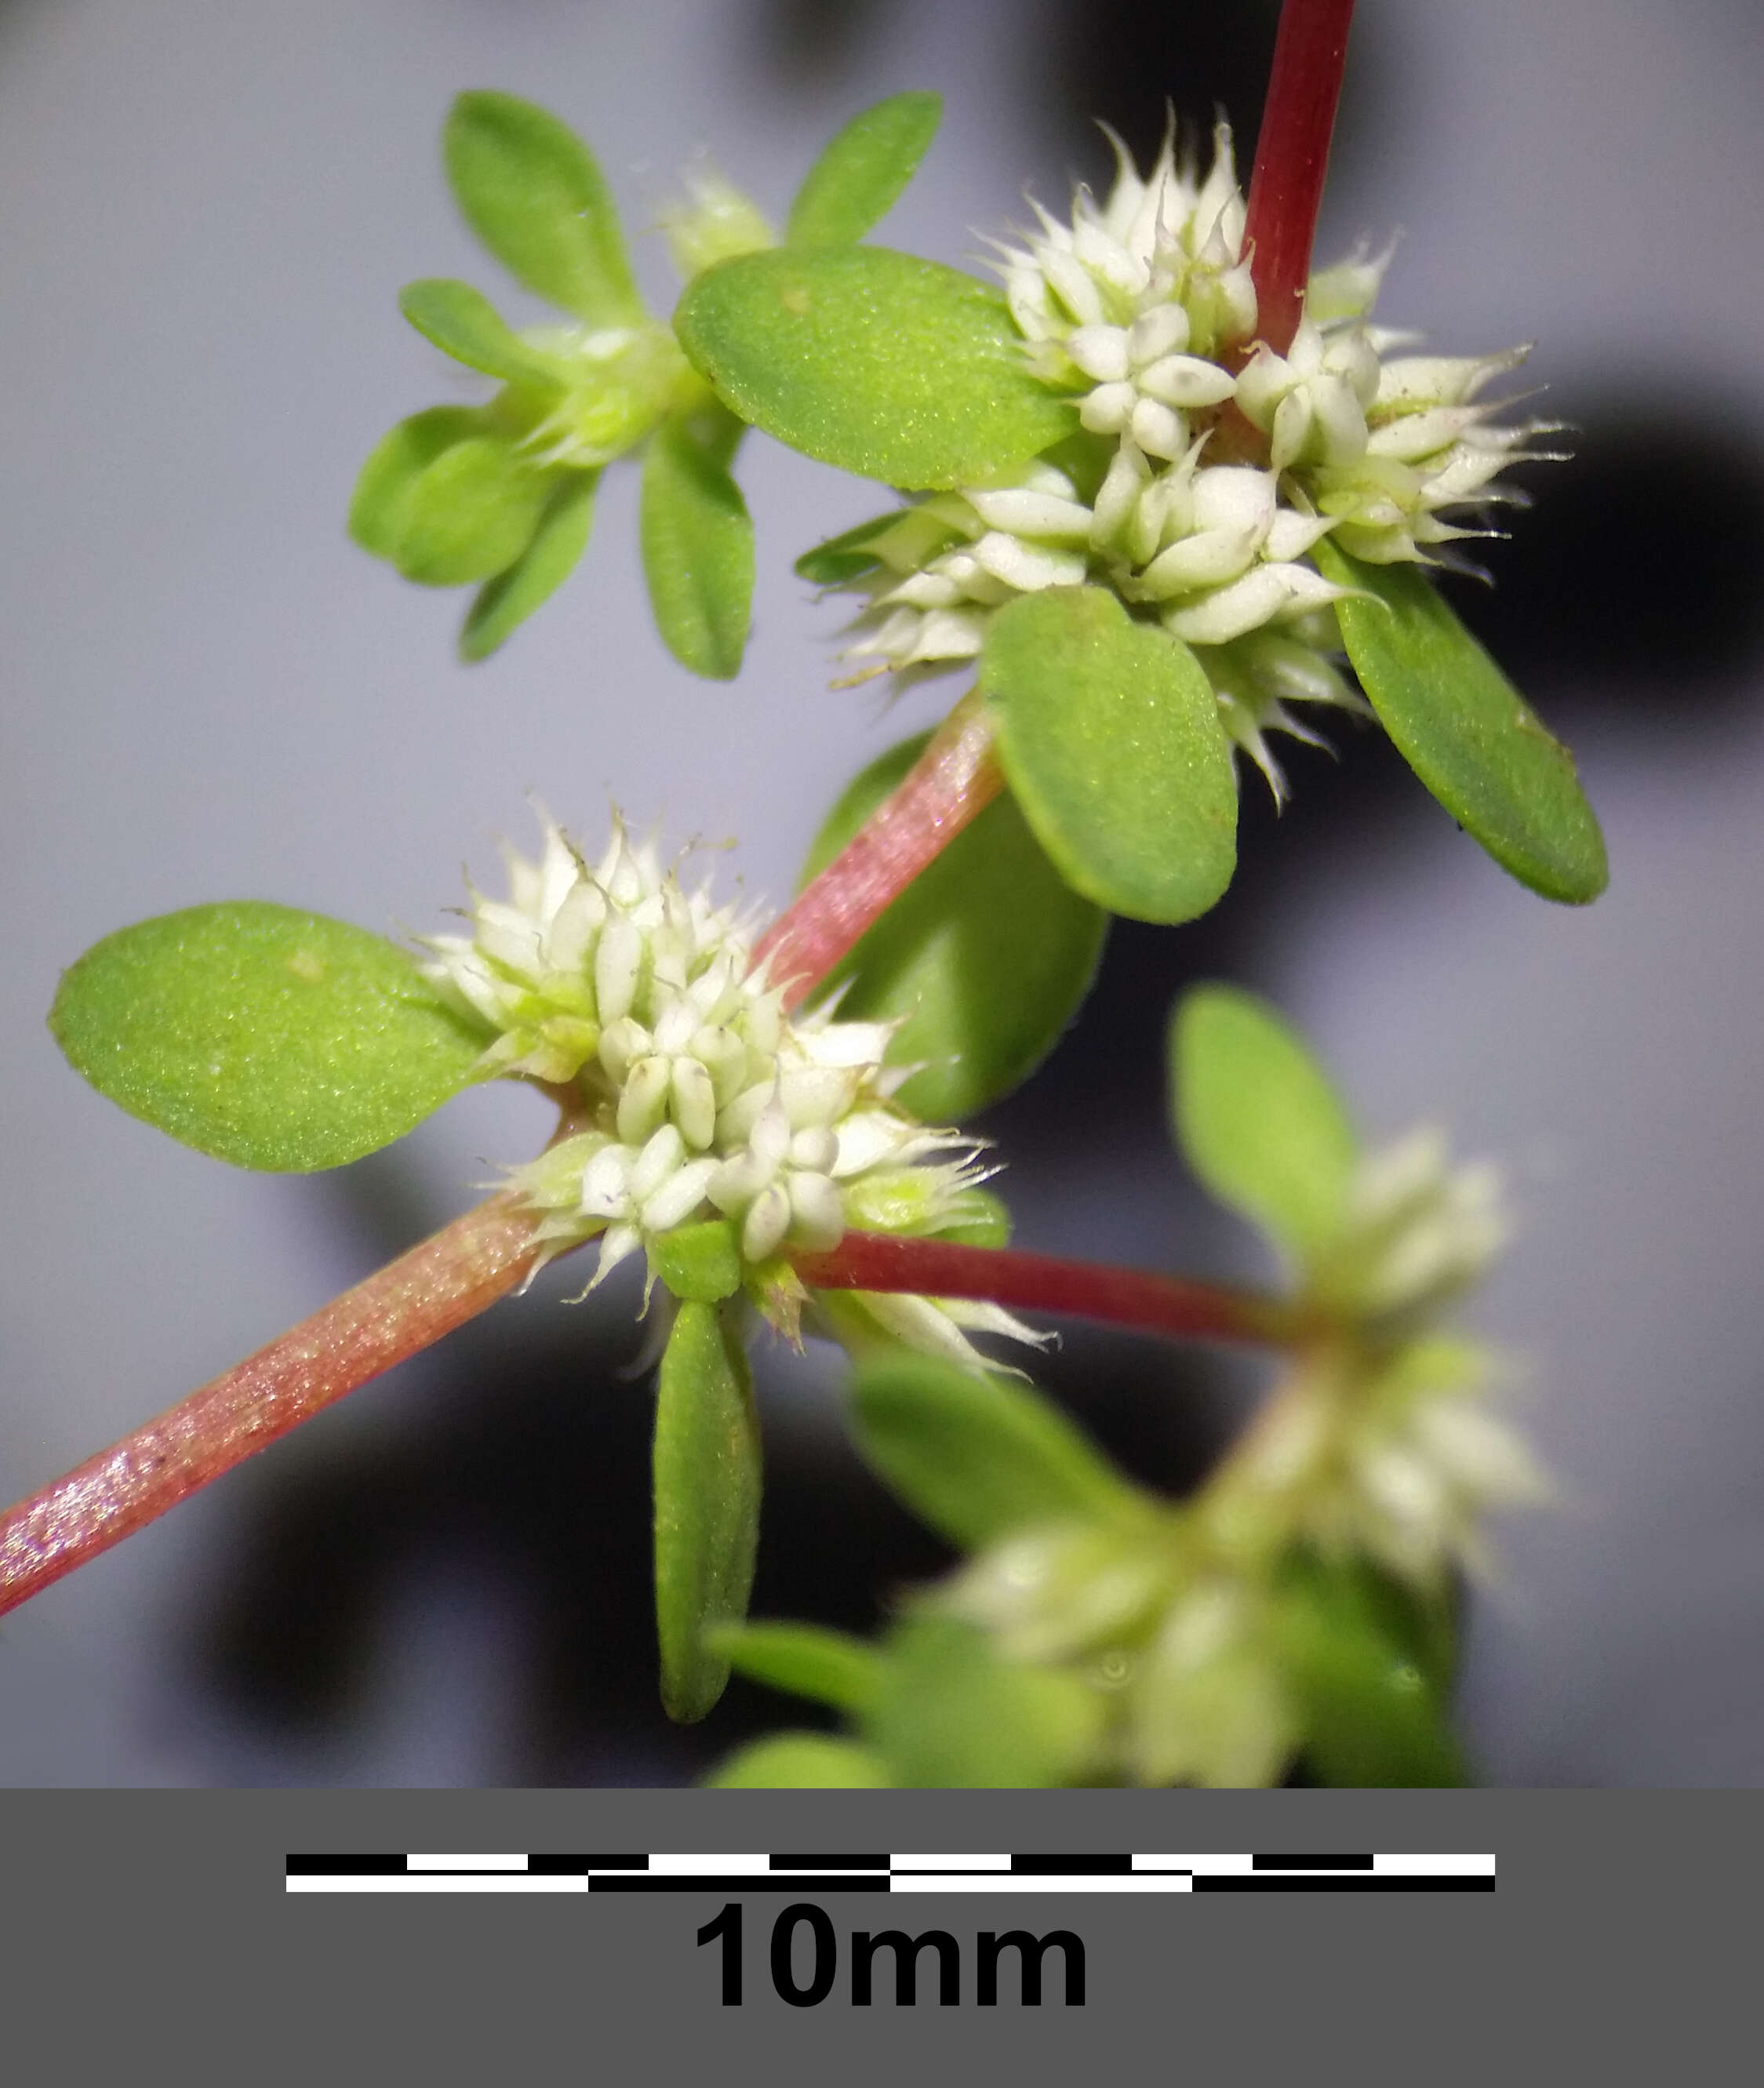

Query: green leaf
[[459, 468, 597, 660], [639, 405, 754, 679], [864, 1617, 1103, 1788], [713, 1621, 884, 1713], [397, 277, 568, 387], [675, 246, 1074, 489], [1315, 540, 1608, 904], [793, 510, 900, 587], [349, 405, 491, 565], [801, 732, 1106, 1119], [647, 1216, 744, 1304], [49, 904, 484, 1172], [1169, 984, 1358, 1266], [653, 1301, 762, 1722], [705, 1733, 893, 1788], [443, 90, 642, 326], [389, 433, 555, 587], [981, 587, 1238, 924], [786, 91, 942, 247], [1274, 1553, 1468, 1788], [849, 1352, 1148, 1552]]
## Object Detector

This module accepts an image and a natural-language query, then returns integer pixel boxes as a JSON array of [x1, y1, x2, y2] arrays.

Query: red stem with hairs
[[753, 688, 1002, 1013], [0, 1192, 548, 1621], [793, 1231, 1314, 1350]]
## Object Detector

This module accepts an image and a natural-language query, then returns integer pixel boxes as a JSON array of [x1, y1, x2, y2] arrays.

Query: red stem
[[753, 689, 1003, 1012], [1241, 0, 1357, 357], [0, 1192, 548, 1621], [792, 1231, 1314, 1350]]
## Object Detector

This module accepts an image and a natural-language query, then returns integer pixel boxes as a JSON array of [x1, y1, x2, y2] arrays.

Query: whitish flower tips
[[812, 123, 1544, 814], [441, 813, 1017, 1371]]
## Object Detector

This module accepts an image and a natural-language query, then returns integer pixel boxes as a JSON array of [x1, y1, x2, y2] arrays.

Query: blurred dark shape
[[190, 1281, 1227, 1780], [1442, 398, 1764, 703], [746, 0, 897, 89]]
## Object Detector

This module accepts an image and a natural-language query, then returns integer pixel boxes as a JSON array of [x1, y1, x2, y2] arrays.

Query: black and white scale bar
[[286, 1852, 1493, 1894]]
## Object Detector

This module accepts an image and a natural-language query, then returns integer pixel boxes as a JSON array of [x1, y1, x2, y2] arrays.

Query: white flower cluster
[[420, 817, 1026, 1365], [825, 123, 1550, 799], [1231, 1128, 1541, 1584]]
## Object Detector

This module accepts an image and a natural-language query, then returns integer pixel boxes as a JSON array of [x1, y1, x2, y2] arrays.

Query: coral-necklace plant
[[12, 0, 1599, 1783]]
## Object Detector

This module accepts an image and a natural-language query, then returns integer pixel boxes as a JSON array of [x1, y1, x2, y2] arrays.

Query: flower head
[[421, 813, 1015, 1369], [808, 121, 1550, 801]]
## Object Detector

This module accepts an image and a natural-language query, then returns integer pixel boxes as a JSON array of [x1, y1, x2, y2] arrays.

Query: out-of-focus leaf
[[49, 904, 483, 1171], [981, 587, 1238, 923], [704, 1733, 893, 1788], [713, 1621, 884, 1713], [459, 468, 597, 660], [444, 90, 643, 326], [786, 92, 942, 247], [394, 435, 554, 586], [849, 1352, 1148, 1552], [800, 732, 1106, 1120], [793, 510, 900, 587], [864, 1617, 1103, 1788], [639, 404, 753, 679], [1274, 1552, 1468, 1788], [1169, 983, 1358, 1267], [397, 278, 568, 387]]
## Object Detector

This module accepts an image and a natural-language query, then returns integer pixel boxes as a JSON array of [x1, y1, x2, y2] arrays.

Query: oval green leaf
[[653, 1300, 762, 1723], [1273, 1553, 1468, 1788], [395, 436, 553, 586], [849, 1353, 1148, 1552], [1169, 983, 1358, 1267], [801, 731, 1106, 1120], [980, 587, 1238, 923], [444, 91, 642, 326], [674, 246, 1074, 489], [398, 277, 569, 387], [639, 405, 754, 679], [1315, 540, 1608, 904], [713, 1621, 884, 1713], [786, 91, 942, 248], [459, 467, 597, 660], [49, 904, 485, 1171], [348, 405, 492, 566], [705, 1733, 893, 1788], [865, 1616, 1103, 1788]]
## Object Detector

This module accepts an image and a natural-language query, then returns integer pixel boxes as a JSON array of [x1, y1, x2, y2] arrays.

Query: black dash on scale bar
[[1251, 1853, 1375, 1871]]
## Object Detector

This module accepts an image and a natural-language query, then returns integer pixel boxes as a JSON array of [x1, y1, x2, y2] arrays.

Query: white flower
[[432, 813, 1029, 1373]]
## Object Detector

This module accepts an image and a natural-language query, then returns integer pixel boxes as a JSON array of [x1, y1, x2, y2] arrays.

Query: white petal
[[787, 1171, 846, 1252], [1127, 303, 1190, 364], [641, 1156, 718, 1234], [670, 1057, 718, 1150], [616, 1055, 672, 1144], [742, 1182, 792, 1263], [594, 913, 643, 1025], [1064, 323, 1130, 384], [631, 1122, 686, 1201], [1129, 396, 1188, 460], [1137, 353, 1237, 408]]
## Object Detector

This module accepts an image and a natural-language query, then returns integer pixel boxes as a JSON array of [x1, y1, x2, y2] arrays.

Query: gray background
[[4, 0, 1763, 1785]]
